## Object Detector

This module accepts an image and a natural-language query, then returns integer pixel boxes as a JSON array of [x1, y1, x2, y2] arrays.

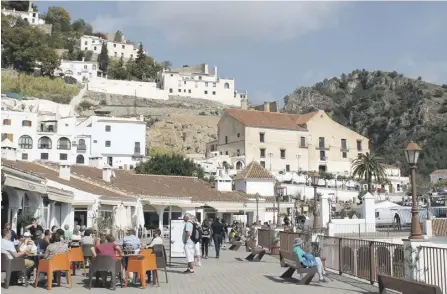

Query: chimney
[[204, 64, 209, 75], [264, 102, 270, 112], [59, 164, 71, 181], [102, 165, 112, 182]]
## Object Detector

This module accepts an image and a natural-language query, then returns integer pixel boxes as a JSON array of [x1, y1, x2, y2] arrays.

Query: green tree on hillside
[[97, 43, 109, 72], [1, 24, 59, 74], [43, 6, 71, 32], [108, 57, 128, 80], [135, 154, 205, 178], [71, 18, 93, 37], [351, 153, 387, 193], [1, 1, 36, 12]]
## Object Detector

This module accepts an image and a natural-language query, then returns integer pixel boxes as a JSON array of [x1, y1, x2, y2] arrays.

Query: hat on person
[[23, 232, 32, 237], [293, 238, 304, 247]]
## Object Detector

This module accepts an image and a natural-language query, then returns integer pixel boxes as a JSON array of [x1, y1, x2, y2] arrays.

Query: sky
[[36, 1, 447, 104]]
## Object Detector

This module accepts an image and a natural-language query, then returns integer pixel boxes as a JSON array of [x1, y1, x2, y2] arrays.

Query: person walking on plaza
[[201, 221, 211, 259], [211, 218, 224, 258], [192, 216, 203, 267], [183, 213, 197, 273]]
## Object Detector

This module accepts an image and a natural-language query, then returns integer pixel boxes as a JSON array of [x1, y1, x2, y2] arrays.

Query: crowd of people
[[181, 213, 249, 274], [0, 218, 157, 286]]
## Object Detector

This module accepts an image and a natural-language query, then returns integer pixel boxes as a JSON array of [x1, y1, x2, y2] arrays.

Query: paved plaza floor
[[2, 247, 379, 294]]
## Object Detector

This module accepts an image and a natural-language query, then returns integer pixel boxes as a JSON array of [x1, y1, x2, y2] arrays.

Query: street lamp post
[[268, 153, 273, 171], [255, 193, 260, 224], [405, 141, 424, 240], [310, 171, 320, 229]]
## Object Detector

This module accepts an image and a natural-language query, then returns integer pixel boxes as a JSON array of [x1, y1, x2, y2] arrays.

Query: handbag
[[301, 253, 318, 267]]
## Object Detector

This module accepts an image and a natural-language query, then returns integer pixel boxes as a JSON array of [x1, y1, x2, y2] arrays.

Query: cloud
[[91, 2, 343, 47], [398, 55, 447, 84]]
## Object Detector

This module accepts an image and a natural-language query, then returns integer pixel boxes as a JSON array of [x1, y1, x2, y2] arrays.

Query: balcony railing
[[317, 144, 329, 150], [77, 144, 87, 152], [57, 144, 71, 150], [38, 126, 57, 133], [299, 143, 308, 148], [37, 144, 52, 149]]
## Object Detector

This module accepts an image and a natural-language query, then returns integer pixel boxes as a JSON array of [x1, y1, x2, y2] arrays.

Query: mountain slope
[[283, 70, 447, 176]]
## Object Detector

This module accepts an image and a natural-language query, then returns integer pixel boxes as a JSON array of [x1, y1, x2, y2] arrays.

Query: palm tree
[[351, 153, 387, 193]]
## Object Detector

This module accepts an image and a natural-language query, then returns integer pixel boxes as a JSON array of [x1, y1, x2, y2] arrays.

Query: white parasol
[[132, 199, 145, 231], [113, 202, 128, 230]]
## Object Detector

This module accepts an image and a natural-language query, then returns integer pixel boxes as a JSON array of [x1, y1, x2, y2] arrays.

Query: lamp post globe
[[405, 141, 423, 240]]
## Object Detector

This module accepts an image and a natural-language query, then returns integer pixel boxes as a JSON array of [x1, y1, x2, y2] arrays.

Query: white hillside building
[[1, 2, 45, 26], [1, 109, 146, 169], [57, 59, 100, 83], [80, 34, 145, 61], [158, 64, 247, 107]]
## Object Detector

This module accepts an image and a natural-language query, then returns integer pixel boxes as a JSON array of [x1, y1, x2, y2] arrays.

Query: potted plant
[[270, 234, 280, 255]]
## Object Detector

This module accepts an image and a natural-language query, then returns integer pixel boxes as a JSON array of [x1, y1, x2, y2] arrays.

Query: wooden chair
[[33, 253, 72, 290], [68, 248, 85, 276]]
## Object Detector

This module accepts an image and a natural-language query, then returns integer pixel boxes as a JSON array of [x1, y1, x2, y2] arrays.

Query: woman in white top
[[147, 229, 163, 247]]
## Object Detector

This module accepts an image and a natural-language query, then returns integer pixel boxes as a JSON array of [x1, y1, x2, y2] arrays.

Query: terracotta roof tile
[[431, 169, 447, 175], [2, 160, 248, 203], [2, 159, 123, 197], [225, 109, 308, 131], [295, 111, 319, 125], [234, 161, 276, 181]]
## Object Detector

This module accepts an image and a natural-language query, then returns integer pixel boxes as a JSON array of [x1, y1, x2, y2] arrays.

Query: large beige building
[[215, 108, 369, 175]]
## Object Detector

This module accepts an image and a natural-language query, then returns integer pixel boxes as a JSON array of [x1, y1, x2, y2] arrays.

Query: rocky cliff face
[[79, 92, 225, 155], [284, 70, 447, 176]]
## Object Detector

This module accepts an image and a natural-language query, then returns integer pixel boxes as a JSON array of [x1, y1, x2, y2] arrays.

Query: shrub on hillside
[[1, 74, 80, 104]]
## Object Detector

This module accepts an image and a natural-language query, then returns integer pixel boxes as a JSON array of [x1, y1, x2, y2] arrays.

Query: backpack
[[301, 253, 318, 268], [202, 227, 210, 236], [190, 222, 201, 244]]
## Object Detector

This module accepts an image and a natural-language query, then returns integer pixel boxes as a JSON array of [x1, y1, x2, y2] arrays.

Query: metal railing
[[332, 223, 411, 238], [420, 246, 447, 294]]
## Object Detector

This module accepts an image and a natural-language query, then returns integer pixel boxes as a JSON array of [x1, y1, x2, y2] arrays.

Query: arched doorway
[[76, 154, 85, 164], [236, 161, 244, 170], [143, 205, 158, 230], [1, 191, 9, 229]]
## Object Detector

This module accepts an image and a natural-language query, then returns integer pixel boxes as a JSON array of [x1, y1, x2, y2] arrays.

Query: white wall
[[235, 179, 275, 197], [1, 7, 45, 25], [88, 78, 168, 100]]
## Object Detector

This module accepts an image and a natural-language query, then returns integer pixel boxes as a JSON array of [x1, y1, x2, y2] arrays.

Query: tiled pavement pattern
[[2, 246, 379, 294]]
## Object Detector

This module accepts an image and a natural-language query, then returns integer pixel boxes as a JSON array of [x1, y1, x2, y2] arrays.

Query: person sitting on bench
[[292, 238, 327, 283]]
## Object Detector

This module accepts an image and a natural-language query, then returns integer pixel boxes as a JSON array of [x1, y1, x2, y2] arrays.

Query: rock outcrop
[[283, 70, 447, 176]]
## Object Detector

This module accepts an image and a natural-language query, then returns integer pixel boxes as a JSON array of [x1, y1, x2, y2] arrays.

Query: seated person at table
[[91, 234, 122, 259], [18, 232, 37, 254], [4, 223, 17, 242], [292, 238, 327, 283], [43, 231, 69, 259], [1, 229, 34, 282], [119, 229, 141, 253], [97, 230, 107, 245], [147, 229, 163, 248], [70, 228, 82, 247], [81, 229, 95, 246]]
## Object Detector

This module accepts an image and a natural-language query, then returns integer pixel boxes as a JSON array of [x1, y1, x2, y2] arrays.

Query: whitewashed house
[[80, 34, 145, 61], [1, 110, 146, 170], [234, 161, 277, 197], [158, 64, 248, 107], [58, 59, 100, 83], [430, 170, 447, 183]]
